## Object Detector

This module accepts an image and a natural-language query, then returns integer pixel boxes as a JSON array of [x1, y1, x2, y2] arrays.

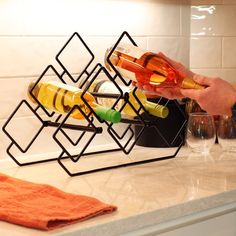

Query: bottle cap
[[145, 101, 169, 118], [95, 106, 121, 123]]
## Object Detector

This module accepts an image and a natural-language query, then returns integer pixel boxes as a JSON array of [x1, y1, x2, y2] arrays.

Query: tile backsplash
[[0, 0, 235, 159], [190, 2, 236, 83]]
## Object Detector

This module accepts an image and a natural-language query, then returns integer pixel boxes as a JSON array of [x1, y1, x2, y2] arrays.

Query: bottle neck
[[93, 102, 121, 123], [181, 77, 205, 89], [144, 101, 169, 118]]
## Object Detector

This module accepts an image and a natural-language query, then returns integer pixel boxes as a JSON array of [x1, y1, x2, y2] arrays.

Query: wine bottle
[[82, 79, 169, 118], [104, 43, 204, 90], [27, 81, 121, 123]]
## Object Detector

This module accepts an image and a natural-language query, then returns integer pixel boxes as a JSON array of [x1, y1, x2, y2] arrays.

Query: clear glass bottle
[[105, 43, 204, 90], [28, 81, 121, 123], [82, 78, 169, 118]]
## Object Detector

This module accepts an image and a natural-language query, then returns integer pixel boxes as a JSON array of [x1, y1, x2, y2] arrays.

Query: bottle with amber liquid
[[105, 43, 204, 90], [28, 81, 121, 123], [81, 78, 169, 118]]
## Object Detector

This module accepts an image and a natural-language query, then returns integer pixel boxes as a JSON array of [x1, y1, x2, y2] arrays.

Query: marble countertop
[[0, 145, 236, 235]]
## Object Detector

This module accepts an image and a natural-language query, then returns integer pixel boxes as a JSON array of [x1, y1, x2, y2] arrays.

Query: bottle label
[[116, 43, 145, 59], [93, 81, 128, 111], [113, 43, 146, 82], [47, 81, 79, 92]]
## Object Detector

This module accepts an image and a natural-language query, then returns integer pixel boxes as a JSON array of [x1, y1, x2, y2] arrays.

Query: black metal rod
[[91, 92, 121, 99], [43, 121, 103, 133], [120, 118, 154, 126], [58, 154, 177, 177]]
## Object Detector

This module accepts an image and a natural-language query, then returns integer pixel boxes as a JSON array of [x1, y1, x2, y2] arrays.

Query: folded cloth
[[0, 173, 117, 230]]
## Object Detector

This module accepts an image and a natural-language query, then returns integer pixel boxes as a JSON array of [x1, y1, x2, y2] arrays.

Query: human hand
[[133, 81, 185, 100], [133, 52, 194, 100], [181, 75, 236, 116]]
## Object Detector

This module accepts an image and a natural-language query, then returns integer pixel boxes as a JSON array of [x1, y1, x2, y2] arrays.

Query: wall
[[190, 0, 236, 83], [0, 0, 190, 159]]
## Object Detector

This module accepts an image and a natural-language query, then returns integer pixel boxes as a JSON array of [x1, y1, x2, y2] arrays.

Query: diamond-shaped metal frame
[[2, 100, 59, 165], [2, 31, 187, 177], [52, 104, 103, 163], [55, 32, 95, 83]]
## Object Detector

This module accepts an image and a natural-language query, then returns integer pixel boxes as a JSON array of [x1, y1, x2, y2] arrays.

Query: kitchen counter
[[0, 145, 236, 235]]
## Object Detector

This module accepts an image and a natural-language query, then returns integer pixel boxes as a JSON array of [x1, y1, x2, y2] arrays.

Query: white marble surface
[[0, 145, 236, 235]]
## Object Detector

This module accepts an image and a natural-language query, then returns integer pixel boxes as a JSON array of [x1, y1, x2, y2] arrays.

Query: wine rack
[[2, 31, 187, 176]]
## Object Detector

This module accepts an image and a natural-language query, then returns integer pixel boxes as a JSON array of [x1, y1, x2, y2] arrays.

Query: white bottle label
[[113, 43, 146, 82], [94, 81, 129, 110], [47, 81, 79, 92], [115, 43, 145, 59]]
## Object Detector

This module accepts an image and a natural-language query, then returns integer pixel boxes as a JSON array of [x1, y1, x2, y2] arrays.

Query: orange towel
[[0, 173, 117, 230]]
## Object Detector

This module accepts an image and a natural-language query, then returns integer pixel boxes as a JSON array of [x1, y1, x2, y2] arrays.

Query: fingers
[[142, 84, 155, 92], [144, 92, 161, 99], [180, 88, 202, 100], [193, 74, 214, 86], [133, 81, 162, 98]]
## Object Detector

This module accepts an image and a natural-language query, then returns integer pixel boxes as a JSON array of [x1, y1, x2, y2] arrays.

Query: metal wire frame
[[55, 32, 95, 83], [57, 139, 184, 177], [1, 33, 104, 167], [52, 32, 187, 176], [2, 31, 187, 176], [1, 99, 104, 166]]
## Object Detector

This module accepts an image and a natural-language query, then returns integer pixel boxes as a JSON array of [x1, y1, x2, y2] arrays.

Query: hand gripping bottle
[[105, 43, 204, 90]]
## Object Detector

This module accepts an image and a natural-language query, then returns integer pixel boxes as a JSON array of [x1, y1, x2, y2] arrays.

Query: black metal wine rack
[[2, 31, 187, 176]]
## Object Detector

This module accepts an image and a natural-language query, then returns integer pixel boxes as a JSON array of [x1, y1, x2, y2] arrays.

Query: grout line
[[0, 73, 81, 80], [180, 4, 183, 36], [191, 67, 236, 70], [191, 35, 236, 38], [0, 35, 70, 38], [0, 34, 189, 38], [221, 37, 223, 68]]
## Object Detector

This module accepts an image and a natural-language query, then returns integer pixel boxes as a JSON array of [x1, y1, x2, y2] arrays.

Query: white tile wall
[[191, 0, 236, 4], [0, 0, 182, 36], [191, 5, 236, 36], [0, 0, 190, 159], [191, 0, 223, 4], [223, 0, 236, 4], [190, 3, 236, 84], [148, 37, 190, 67], [190, 37, 222, 68], [223, 37, 236, 68]]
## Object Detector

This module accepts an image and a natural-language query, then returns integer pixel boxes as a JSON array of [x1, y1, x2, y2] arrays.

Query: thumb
[[192, 74, 213, 87], [180, 88, 202, 101]]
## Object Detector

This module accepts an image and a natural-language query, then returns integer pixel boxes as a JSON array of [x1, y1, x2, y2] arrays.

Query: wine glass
[[217, 115, 236, 153], [186, 112, 216, 154]]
